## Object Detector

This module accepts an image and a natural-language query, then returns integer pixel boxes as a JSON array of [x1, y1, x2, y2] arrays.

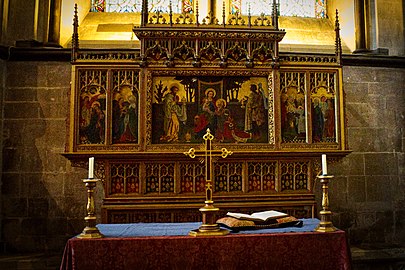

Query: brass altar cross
[[184, 129, 232, 236]]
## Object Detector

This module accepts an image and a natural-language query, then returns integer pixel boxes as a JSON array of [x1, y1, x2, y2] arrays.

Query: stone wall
[[0, 59, 4, 251], [1, 61, 86, 252], [375, 0, 405, 56], [0, 61, 404, 253], [330, 66, 405, 245]]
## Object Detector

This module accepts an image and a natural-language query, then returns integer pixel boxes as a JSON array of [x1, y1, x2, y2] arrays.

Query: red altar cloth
[[60, 229, 351, 270]]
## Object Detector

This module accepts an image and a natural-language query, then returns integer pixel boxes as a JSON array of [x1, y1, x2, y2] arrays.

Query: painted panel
[[151, 75, 269, 144]]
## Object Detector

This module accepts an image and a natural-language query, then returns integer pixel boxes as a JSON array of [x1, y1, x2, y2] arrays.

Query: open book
[[226, 210, 289, 224]]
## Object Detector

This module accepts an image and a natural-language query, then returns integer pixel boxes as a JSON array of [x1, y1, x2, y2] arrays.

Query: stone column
[[353, 0, 369, 53], [48, 0, 62, 46], [1, 0, 9, 44]]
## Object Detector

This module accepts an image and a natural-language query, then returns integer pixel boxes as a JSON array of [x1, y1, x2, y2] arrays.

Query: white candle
[[322, 154, 327, 175], [88, 157, 94, 179]]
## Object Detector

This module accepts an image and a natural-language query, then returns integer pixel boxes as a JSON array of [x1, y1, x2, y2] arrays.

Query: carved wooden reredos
[[64, 1, 350, 223]]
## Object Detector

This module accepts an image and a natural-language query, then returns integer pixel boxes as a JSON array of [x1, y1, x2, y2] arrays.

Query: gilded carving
[[280, 161, 310, 192], [134, 30, 285, 41], [145, 41, 169, 61], [172, 41, 195, 61], [199, 41, 222, 62], [110, 163, 140, 195], [77, 51, 139, 62], [280, 54, 338, 64], [252, 42, 274, 62], [95, 161, 106, 183], [267, 73, 275, 144], [248, 161, 277, 192], [214, 162, 243, 192], [227, 13, 246, 26], [225, 42, 248, 62], [180, 162, 206, 193], [67, 7, 348, 224], [76, 145, 140, 151], [145, 163, 175, 193]]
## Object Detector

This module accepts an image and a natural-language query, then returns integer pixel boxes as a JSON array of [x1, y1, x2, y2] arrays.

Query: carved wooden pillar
[[272, 0, 279, 30], [141, 0, 149, 26], [209, 0, 216, 18]]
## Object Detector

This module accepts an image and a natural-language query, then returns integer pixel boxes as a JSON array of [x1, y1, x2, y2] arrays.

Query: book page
[[250, 210, 288, 220], [226, 212, 253, 220], [226, 210, 288, 221]]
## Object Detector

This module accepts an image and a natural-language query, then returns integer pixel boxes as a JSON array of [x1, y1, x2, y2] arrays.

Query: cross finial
[[203, 128, 214, 141]]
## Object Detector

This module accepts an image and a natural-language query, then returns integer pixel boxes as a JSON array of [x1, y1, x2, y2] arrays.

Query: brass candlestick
[[77, 178, 104, 238], [315, 174, 337, 232]]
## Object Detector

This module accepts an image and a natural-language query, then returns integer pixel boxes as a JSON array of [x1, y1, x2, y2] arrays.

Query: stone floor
[[351, 245, 405, 270], [0, 246, 404, 269], [0, 253, 61, 270]]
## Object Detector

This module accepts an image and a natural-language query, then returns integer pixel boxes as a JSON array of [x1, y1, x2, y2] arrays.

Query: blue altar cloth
[[62, 218, 352, 270], [96, 218, 319, 238]]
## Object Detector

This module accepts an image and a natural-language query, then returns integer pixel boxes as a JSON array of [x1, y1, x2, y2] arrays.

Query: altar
[[60, 219, 352, 270]]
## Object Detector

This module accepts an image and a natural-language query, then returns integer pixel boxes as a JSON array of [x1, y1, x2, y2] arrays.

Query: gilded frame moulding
[[70, 66, 143, 153], [277, 66, 346, 151], [145, 69, 276, 152], [67, 65, 347, 155]]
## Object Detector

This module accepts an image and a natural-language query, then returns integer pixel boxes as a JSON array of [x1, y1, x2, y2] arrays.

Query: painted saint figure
[[296, 105, 306, 135], [245, 83, 266, 139], [312, 97, 324, 142], [214, 98, 227, 142], [112, 96, 124, 142], [79, 91, 106, 144], [118, 95, 138, 143], [87, 101, 105, 143], [194, 88, 217, 138], [80, 95, 92, 129], [324, 98, 335, 139], [160, 84, 187, 143]]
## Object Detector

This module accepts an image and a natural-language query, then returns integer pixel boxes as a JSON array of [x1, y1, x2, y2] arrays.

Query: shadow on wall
[[1, 63, 86, 253], [2, 94, 48, 252]]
